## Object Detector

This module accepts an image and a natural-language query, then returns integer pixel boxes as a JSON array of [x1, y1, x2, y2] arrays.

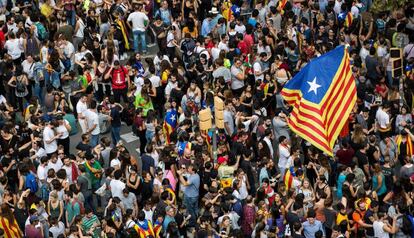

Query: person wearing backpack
[[32, 15, 49, 42], [7, 68, 29, 112], [104, 60, 130, 103], [180, 33, 196, 66]]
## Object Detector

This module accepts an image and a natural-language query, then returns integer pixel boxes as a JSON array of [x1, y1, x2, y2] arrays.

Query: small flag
[[163, 109, 177, 144], [177, 141, 192, 156], [283, 167, 296, 189], [278, 0, 288, 14], [344, 12, 353, 27]]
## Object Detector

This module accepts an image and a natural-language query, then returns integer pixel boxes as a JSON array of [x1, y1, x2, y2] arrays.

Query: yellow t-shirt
[[182, 27, 198, 39], [40, 4, 53, 18]]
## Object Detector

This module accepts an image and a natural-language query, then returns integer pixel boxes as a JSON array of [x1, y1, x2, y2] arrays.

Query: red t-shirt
[[111, 66, 128, 90], [237, 41, 248, 55]]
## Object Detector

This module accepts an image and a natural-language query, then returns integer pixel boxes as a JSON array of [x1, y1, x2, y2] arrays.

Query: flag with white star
[[281, 45, 357, 156], [163, 109, 178, 144]]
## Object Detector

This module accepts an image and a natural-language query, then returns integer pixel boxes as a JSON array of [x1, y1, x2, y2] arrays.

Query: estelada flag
[[278, 0, 288, 14], [344, 12, 353, 27], [163, 109, 177, 144], [281, 45, 356, 156], [284, 166, 296, 189]]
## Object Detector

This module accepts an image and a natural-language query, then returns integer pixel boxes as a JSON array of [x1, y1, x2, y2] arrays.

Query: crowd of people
[[0, 0, 414, 237]]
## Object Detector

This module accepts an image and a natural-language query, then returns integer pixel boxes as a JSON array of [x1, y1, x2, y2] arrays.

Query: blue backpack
[[34, 22, 49, 41], [25, 173, 38, 194]]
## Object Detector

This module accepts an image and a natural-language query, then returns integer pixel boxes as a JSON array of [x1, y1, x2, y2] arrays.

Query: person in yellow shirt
[[40, 0, 62, 19], [181, 18, 198, 39]]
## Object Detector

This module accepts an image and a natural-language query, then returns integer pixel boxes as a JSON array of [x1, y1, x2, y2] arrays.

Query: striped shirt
[[82, 215, 99, 238]]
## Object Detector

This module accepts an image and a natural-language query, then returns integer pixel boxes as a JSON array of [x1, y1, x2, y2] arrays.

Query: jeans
[[44, 70, 61, 89], [133, 30, 147, 53], [90, 134, 99, 147], [183, 195, 198, 227], [111, 126, 121, 145], [145, 130, 154, 144], [66, 9, 76, 26], [33, 83, 43, 104]]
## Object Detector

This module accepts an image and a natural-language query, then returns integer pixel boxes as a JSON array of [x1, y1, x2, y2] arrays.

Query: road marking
[[120, 132, 139, 143]]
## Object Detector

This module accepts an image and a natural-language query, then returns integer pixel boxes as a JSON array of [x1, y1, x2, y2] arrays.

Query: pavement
[[68, 43, 160, 171]]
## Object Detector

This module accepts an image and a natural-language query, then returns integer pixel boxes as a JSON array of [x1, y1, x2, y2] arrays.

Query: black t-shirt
[[292, 233, 306, 238], [355, 150, 369, 176], [1, 156, 18, 183], [76, 142, 92, 154], [367, 144, 378, 166], [141, 181, 153, 202], [363, 209, 375, 236], [110, 107, 122, 128], [170, 88, 185, 105], [286, 211, 301, 234], [141, 154, 155, 174]]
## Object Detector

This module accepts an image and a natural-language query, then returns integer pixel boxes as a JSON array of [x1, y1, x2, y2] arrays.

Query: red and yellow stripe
[[281, 48, 356, 156]]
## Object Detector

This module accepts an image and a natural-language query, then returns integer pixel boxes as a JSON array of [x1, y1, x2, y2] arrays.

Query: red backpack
[[111, 66, 128, 89], [72, 199, 85, 215]]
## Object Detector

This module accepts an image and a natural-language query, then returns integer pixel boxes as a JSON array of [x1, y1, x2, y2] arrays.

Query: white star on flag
[[234, 7, 240, 13], [307, 77, 321, 95], [170, 115, 176, 122]]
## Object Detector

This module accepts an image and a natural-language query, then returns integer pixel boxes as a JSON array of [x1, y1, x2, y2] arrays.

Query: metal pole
[[211, 125, 217, 163]]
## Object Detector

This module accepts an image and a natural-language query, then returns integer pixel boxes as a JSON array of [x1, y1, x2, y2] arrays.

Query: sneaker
[[148, 43, 156, 47]]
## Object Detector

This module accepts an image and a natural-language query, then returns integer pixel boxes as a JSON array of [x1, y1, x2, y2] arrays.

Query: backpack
[[72, 200, 85, 215], [16, 79, 26, 93], [25, 173, 38, 193], [401, 215, 414, 236], [181, 39, 196, 60], [112, 67, 127, 87], [34, 22, 49, 41]]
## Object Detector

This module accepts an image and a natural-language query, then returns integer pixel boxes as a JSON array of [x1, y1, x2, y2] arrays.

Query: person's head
[[279, 135, 288, 145], [306, 209, 316, 224]]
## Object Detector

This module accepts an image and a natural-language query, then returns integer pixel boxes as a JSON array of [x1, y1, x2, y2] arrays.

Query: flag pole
[[211, 125, 217, 163]]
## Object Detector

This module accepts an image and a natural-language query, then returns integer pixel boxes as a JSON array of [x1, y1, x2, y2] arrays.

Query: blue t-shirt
[[184, 173, 200, 198]]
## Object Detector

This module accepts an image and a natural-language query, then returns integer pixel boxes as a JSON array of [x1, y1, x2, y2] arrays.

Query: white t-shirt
[[134, 76, 145, 95], [37, 165, 48, 182], [218, 41, 229, 52], [76, 101, 88, 119], [224, 110, 235, 136], [56, 120, 70, 139], [22, 60, 35, 79], [253, 61, 264, 81], [62, 164, 74, 184], [110, 179, 126, 199], [49, 221, 65, 238], [231, 65, 244, 90], [35, 148, 47, 159], [373, 221, 389, 238], [84, 110, 100, 135], [4, 39, 23, 60], [110, 158, 121, 169], [149, 75, 161, 88], [278, 144, 290, 169], [43, 126, 57, 154], [47, 158, 63, 173], [166, 31, 175, 48], [127, 11, 149, 31], [235, 24, 246, 34], [376, 108, 390, 129]]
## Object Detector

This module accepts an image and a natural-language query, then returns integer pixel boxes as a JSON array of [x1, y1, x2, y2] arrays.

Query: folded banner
[[281, 45, 356, 156]]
